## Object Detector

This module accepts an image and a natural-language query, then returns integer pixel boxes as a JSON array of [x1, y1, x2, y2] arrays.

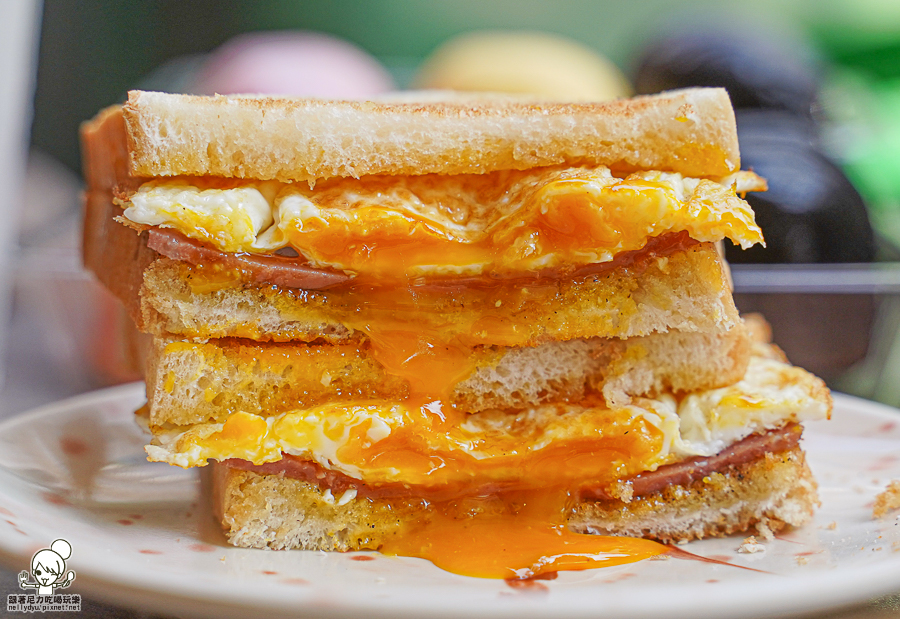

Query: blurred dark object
[[731, 264, 882, 382], [724, 110, 877, 264], [726, 109, 878, 380], [632, 24, 884, 386], [736, 292, 875, 383], [633, 28, 820, 117], [632, 25, 878, 266]]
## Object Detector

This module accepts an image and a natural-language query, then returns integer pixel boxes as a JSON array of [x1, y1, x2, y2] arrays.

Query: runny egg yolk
[[276, 173, 761, 280], [154, 342, 830, 579], [358, 431, 675, 579], [177, 402, 668, 488]]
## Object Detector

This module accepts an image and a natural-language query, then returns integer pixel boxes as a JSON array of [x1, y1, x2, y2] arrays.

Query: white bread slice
[[210, 446, 816, 551], [146, 324, 751, 427], [122, 88, 740, 182]]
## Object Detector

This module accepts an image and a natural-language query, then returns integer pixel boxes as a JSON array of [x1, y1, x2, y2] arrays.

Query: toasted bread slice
[[146, 323, 751, 427], [211, 445, 817, 550], [570, 448, 818, 543], [123, 88, 740, 182], [138, 240, 739, 345], [82, 103, 745, 347]]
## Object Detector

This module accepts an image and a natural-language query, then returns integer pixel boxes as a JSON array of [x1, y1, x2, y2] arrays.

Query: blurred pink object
[[193, 31, 394, 98]]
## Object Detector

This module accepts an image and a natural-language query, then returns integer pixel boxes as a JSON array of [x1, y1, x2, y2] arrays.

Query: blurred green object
[[803, 0, 900, 79], [823, 74, 900, 251], [799, 0, 900, 247]]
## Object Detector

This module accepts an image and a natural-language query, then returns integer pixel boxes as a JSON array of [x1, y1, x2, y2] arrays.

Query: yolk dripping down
[[175, 253, 677, 578], [345, 304, 673, 577], [166, 246, 684, 577], [380, 506, 669, 579]]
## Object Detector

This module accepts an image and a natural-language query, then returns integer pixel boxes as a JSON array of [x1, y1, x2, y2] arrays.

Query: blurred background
[[7, 0, 900, 415], [5, 2, 900, 616]]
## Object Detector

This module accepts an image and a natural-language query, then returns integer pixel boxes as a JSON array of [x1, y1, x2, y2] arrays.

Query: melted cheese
[[146, 349, 830, 484], [124, 165, 764, 280]]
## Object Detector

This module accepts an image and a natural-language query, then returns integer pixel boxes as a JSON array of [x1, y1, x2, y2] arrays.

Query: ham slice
[[581, 423, 802, 501], [221, 424, 803, 503], [143, 226, 700, 291], [146, 227, 351, 290]]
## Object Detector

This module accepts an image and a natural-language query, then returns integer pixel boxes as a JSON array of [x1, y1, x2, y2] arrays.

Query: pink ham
[[146, 227, 350, 289]]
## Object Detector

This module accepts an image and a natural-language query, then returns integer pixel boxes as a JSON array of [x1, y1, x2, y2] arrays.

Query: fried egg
[[123, 165, 764, 278], [145, 346, 830, 491]]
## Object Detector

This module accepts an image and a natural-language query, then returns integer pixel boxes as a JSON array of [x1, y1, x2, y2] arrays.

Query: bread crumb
[[649, 553, 670, 561], [607, 480, 634, 503], [738, 536, 765, 553], [742, 313, 772, 344], [874, 480, 900, 519], [755, 521, 774, 541], [796, 556, 808, 565], [826, 521, 837, 530], [676, 103, 697, 123], [337, 488, 358, 506]]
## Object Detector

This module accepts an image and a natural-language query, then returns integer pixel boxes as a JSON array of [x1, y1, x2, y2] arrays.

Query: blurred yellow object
[[414, 31, 631, 101]]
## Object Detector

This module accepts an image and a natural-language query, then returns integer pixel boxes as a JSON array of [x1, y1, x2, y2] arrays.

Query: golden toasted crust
[[122, 88, 740, 182], [146, 324, 751, 427], [211, 445, 817, 551], [81, 106, 154, 322]]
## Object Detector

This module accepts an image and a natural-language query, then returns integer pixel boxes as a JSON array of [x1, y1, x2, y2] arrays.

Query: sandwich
[[81, 88, 831, 578]]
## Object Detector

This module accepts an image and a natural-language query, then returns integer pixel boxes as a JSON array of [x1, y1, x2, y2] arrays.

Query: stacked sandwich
[[82, 88, 830, 572]]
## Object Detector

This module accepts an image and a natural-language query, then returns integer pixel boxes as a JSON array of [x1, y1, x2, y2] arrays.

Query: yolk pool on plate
[[381, 511, 669, 579]]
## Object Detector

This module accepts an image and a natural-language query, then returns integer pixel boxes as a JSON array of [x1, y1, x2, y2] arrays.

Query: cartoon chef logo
[[18, 539, 76, 595]]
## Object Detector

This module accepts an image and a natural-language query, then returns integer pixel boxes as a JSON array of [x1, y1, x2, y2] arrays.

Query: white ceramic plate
[[0, 384, 899, 619]]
